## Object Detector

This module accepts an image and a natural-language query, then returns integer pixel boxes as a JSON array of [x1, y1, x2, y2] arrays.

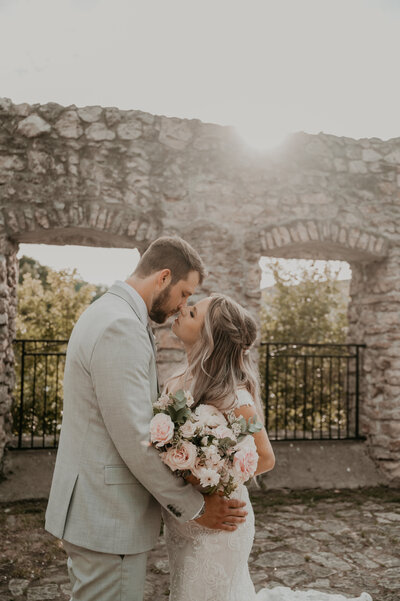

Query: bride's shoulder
[[163, 367, 188, 395], [234, 387, 255, 408]]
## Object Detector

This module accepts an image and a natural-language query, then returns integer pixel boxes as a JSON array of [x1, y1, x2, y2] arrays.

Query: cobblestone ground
[[1, 488, 399, 601]]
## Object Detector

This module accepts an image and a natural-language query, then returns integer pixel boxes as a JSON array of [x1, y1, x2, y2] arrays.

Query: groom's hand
[[195, 493, 248, 531]]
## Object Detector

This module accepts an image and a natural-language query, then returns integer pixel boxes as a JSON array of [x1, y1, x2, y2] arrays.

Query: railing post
[[265, 344, 269, 432], [355, 345, 360, 439], [18, 341, 25, 449]]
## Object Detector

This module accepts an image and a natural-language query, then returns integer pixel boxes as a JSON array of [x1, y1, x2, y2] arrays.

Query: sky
[[4, 0, 396, 285]]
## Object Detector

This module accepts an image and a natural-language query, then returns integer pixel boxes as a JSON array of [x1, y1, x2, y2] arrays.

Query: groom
[[45, 236, 248, 601]]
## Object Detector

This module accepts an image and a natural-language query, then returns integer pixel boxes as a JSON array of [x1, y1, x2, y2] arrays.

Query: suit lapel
[[106, 284, 160, 395]]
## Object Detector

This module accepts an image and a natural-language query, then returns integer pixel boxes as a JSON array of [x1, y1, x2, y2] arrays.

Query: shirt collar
[[114, 280, 149, 325]]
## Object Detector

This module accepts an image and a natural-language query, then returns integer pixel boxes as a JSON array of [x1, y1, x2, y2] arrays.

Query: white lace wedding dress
[[161, 388, 373, 601]]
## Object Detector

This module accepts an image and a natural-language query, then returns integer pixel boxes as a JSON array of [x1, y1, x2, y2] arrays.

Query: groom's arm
[[90, 316, 204, 522]]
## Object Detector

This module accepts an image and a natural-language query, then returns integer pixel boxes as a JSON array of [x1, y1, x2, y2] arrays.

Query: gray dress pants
[[63, 540, 148, 601]]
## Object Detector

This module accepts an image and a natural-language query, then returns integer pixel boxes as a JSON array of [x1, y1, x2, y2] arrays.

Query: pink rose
[[161, 441, 197, 471], [233, 442, 259, 482], [150, 413, 174, 448]]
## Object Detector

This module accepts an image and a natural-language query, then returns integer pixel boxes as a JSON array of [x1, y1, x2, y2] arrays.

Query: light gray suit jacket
[[45, 283, 203, 555]]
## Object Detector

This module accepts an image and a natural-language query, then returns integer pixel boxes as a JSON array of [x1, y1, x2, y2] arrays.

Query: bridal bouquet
[[146, 389, 262, 497]]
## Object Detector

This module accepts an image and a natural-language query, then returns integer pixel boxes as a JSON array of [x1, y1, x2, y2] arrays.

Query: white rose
[[194, 404, 227, 428], [179, 420, 197, 439], [154, 394, 172, 410], [197, 467, 220, 488], [213, 425, 236, 440]]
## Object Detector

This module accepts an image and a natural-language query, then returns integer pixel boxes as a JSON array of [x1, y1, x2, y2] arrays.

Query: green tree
[[17, 268, 96, 340], [260, 261, 348, 344], [259, 261, 350, 439]]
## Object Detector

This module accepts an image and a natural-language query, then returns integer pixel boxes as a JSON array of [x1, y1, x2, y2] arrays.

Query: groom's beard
[[149, 284, 175, 324]]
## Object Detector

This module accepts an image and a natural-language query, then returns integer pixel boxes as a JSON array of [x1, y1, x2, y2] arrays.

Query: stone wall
[[0, 97, 399, 482]]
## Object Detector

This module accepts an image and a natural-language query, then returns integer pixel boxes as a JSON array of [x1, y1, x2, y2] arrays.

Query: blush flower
[[154, 394, 172, 410], [149, 413, 174, 447], [179, 420, 197, 439], [161, 441, 197, 471], [197, 467, 220, 488], [194, 404, 227, 427], [233, 440, 259, 482], [213, 425, 236, 440]]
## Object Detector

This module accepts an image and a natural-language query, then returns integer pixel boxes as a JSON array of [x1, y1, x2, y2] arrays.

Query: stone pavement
[[1, 488, 399, 601]]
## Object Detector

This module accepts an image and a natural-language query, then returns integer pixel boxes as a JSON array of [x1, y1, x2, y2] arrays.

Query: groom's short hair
[[134, 236, 206, 284]]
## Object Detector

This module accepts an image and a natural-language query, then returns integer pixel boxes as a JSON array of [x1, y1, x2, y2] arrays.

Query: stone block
[[296, 222, 310, 243], [0, 155, 25, 171], [329, 223, 339, 242], [333, 158, 347, 172], [27, 583, 59, 600], [384, 148, 400, 164], [307, 221, 319, 241], [117, 121, 142, 140], [78, 105, 103, 122], [34, 210, 50, 229], [357, 232, 369, 251], [159, 117, 193, 150], [8, 578, 29, 596], [0, 97, 12, 111], [17, 114, 51, 137], [277, 226, 291, 245], [86, 123, 115, 141], [348, 228, 361, 248], [338, 227, 347, 244], [362, 148, 382, 162], [55, 110, 83, 139], [349, 160, 368, 174], [265, 231, 276, 249]]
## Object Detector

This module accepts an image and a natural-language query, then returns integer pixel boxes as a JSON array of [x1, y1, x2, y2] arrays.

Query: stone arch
[[258, 220, 389, 262], [3, 205, 162, 252]]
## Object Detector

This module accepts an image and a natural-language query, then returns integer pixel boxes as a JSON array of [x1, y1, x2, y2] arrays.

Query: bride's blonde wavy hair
[[185, 293, 264, 421]]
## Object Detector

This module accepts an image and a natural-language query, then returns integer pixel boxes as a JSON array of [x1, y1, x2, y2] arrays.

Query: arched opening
[[258, 256, 355, 442], [11, 234, 143, 450]]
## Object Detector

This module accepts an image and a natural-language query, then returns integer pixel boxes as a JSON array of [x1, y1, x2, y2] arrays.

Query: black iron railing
[[11, 338, 365, 449], [261, 342, 365, 441], [11, 339, 68, 450]]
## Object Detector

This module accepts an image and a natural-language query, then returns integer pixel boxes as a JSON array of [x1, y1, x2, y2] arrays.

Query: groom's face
[[149, 270, 200, 324]]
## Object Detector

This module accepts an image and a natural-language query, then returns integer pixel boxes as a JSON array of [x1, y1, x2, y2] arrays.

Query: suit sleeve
[[90, 316, 204, 522]]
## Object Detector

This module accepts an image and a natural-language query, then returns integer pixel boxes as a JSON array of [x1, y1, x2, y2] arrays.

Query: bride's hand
[[195, 493, 248, 532]]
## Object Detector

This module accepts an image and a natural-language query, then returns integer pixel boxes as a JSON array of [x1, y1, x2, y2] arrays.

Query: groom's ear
[[158, 268, 172, 289]]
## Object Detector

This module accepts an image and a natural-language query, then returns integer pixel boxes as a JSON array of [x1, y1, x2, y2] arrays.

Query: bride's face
[[172, 297, 211, 347]]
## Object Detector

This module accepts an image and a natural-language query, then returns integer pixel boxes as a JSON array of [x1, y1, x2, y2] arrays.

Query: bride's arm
[[233, 405, 275, 476]]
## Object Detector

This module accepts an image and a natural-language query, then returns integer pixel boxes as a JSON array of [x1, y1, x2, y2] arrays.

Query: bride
[[161, 293, 373, 601]]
